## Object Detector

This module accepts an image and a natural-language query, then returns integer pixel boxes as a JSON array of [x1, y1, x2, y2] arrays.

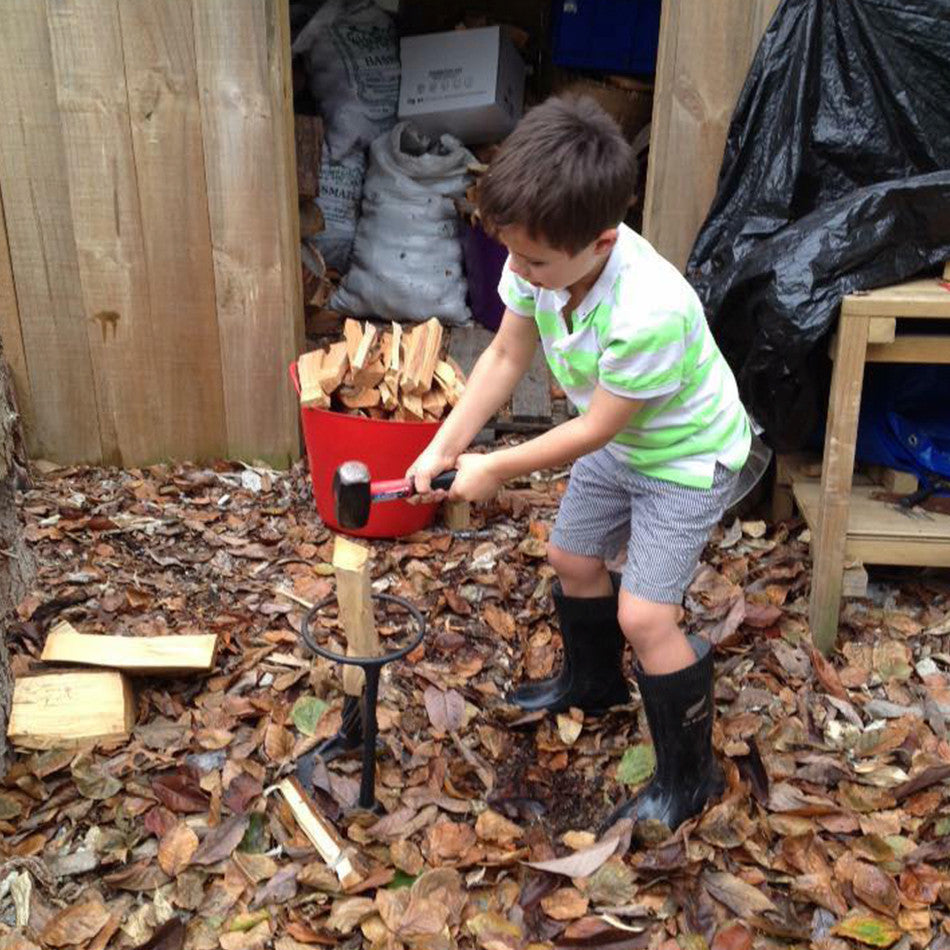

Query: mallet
[[333, 460, 457, 529]]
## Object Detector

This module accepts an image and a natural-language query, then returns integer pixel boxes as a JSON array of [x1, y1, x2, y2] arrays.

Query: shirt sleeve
[[497, 256, 537, 317], [598, 313, 686, 399]]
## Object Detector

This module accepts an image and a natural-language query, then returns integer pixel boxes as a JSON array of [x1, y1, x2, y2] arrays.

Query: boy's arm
[[408, 310, 539, 492], [450, 386, 644, 501]]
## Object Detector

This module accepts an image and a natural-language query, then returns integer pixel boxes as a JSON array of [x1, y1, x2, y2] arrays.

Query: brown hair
[[477, 95, 636, 254]]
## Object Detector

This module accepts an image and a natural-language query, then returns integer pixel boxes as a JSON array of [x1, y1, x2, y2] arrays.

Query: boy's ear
[[593, 228, 619, 255]]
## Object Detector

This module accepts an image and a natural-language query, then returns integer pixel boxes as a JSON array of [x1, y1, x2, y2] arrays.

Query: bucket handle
[[289, 360, 301, 396]]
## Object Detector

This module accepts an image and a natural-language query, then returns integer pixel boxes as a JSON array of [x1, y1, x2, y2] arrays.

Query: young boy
[[408, 97, 751, 833]]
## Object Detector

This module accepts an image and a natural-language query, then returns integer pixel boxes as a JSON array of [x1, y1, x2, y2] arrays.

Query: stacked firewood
[[296, 318, 466, 422]]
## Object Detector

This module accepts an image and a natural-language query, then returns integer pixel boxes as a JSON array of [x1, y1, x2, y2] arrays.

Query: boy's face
[[498, 225, 618, 293]]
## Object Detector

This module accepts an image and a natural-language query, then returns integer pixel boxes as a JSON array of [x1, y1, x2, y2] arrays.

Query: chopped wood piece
[[378, 380, 398, 411], [388, 322, 402, 375], [353, 357, 386, 390], [433, 359, 464, 406], [297, 351, 330, 409], [333, 536, 378, 696], [277, 777, 363, 888], [41, 621, 217, 675], [318, 341, 349, 395], [402, 318, 444, 394], [343, 319, 364, 364], [338, 387, 381, 410], [866, 465, 918, 495], [8, 672, 135, 750], [401, 391, 425, 420], [443, 500, 470, 530], [422, 388, 447, 417], [351, 323, 377, 374]]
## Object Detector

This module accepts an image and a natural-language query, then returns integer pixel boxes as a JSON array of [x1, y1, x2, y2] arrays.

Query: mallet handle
[[371, 470, 456, 502]]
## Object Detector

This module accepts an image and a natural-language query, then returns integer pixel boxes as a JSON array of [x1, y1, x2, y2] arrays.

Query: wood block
[[401, 391, 425, 420], [339, 387, 381, 410], [297, 351, 329, 409], [443, 500, 471, 530], [352, 357, 386, 390], [8, 671, 135, 749], [343, 318, 364, 364], [295, 114, 323, 198], [867, 317, 896, 345], [402, 318, 443, 395], [378, 380, 398, 411], [842, 563, 869, 599], [422, 388, 447, 419], [433, 359, 464, 406], [351, 323, 377, 375], [41, 621, 217, 675], [277, 777, 363, 888], [333, 536, 378, 696], [318, 341, 349, 395], [866, 465, 918, 495]]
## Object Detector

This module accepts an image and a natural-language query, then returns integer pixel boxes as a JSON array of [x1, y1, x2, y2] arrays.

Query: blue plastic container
[[552, 0, 663, 75]]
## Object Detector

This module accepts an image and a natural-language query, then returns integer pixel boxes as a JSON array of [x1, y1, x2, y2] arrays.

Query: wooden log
[[343, 318, 364, 364], [353, 357, 386, 390], [401, 391, 425, 421], [8, 672, 136, 749], [433, 360, 464, 406], [402, 318, 443, 394], [333, 535, 378, 696], [443, 500, 471, 530], [422, 388, 447, 419], [277, 777, 363, 888], [318, 341, 349, 395], [338, 386, 381, 410], [297, 351, 330, 409], [350, 322, 377, 374], [41, 622, 217, 675]]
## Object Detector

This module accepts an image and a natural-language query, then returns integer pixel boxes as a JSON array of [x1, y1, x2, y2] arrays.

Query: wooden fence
[[0, 0, 303, 467]]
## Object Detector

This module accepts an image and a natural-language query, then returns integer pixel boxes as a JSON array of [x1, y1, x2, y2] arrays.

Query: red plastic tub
[[290, 362, 442, 538]]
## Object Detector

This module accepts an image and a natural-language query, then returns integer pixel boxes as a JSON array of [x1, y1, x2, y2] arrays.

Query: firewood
[[402, 318, 443, 395], [41, 621, 217, 675], [378, 380, 398, 411], [343, 319, 364, 364], [352, 357, 386, 390], [338, 387, 381, 410], [422, 388, 447, 418], [351, 323, 377, 375], [443, 500, 471, 530], [297, 351, 330, 409], [433, 360, 464, 406], [277, 777, 364, 888], [333, 536, 378, 696], [8, 672, 135, 749], [401, 391, 425, 420], [319, 341, 349, 395]]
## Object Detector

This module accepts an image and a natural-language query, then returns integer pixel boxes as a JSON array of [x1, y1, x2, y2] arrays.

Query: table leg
[[809, 315, 869, 653]]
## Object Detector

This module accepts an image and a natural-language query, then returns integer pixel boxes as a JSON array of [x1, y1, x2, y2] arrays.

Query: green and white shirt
[[499, 225, 751, 489]]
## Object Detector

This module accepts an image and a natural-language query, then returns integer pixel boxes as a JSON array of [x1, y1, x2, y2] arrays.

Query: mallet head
[[333, 460, 372, 529]]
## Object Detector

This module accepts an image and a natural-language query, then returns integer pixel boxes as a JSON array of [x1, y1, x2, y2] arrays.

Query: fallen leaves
[[157, 821, 199, 876]]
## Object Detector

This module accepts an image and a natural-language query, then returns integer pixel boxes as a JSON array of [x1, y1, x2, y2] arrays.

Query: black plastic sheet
[[688, 0, 950, 451]]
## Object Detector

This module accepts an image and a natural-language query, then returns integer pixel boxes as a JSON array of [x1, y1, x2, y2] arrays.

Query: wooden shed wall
[[643, 0, 782, 273], [0, 0, 303, 468]]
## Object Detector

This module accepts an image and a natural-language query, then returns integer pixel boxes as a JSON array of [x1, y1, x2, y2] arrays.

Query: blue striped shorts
[[550, 448, 739, 604]]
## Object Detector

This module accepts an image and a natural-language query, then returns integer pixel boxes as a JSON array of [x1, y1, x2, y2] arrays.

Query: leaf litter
[[3, 458, 950, 949]]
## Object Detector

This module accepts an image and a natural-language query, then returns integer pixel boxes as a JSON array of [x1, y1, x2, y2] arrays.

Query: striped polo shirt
[[498, 224, 751, 488]]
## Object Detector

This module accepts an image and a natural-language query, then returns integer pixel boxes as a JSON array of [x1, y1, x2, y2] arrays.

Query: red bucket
[[290, 362, 442, 538]]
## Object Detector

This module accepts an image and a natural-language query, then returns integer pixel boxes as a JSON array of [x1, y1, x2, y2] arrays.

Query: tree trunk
[[0, 338, 33, 772]]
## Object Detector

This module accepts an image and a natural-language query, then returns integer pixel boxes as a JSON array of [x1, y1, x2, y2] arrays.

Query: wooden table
[[800, 264, 950, 653]]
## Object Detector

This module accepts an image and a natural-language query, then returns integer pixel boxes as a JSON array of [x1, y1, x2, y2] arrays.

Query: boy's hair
[[477, 95, 636, 254]]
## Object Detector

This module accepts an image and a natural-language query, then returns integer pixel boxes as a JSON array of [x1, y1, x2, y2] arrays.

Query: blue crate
[[552, 0, 662, 75]]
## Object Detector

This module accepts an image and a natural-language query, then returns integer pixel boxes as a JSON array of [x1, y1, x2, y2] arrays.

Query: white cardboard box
[[398, 26, 526, 145]]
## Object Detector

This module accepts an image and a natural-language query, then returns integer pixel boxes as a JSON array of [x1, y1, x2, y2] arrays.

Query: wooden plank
[[333, 535, 378, 695], [512, 342, 552, 420], [194, 0, 301, 465], [865, 336, 950, 364], [119, 0, 227, 461], [7, 671, 135, 749], [447, 323, 495, 378], [841, 278, 950, 319], [0, 2, 101, 463], [867, 318, 897, 345], [866, 465, 918, 495], [842, 563, 869, 599], [46, 0, 164, 467], [795, 480, 950, 567], [0, 179, 34, 443], [809, 315, 869, 654], [641, 0, 781, 271], [41, 621, 217, 674], [294, 114, 323, 198]]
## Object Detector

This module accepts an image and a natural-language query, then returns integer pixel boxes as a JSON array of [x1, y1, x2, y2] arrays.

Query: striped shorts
[[550, 447, 739, 604]]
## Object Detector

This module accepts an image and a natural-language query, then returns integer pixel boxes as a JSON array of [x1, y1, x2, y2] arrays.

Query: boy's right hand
[[406, 445, 458, 501]]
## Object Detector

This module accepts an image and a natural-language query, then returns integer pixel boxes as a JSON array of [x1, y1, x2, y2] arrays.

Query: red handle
[[373, 477, 412, 495], [289, 360, 301, 396]]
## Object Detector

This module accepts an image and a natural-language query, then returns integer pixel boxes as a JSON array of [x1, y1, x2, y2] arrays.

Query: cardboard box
[[398, 26, 526, 145]]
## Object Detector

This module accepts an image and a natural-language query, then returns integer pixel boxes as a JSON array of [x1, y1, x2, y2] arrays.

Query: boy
[[408, 97, 751, 833]]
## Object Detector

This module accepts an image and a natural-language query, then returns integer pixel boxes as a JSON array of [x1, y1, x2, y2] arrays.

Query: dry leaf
[[702, 871, 777, 916], [474, 809, 522, 844], [525, 836, 618, 878], [158, 822, 199, 876], [40, 901, 110, 947], [191, 815, 250, 866], [423, 686, 465, 733], [541, 887, 589, 921]]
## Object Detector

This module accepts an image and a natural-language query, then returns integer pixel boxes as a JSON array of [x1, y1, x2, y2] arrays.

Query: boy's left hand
[[448, 453, 503, 504]]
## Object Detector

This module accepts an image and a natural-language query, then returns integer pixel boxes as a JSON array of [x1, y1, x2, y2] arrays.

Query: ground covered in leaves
[[3, 458, 950, 950]]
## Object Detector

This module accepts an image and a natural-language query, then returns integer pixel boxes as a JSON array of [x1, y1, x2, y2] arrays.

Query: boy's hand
[[448, 453, 503, 504], [406, 444, 458, 502]]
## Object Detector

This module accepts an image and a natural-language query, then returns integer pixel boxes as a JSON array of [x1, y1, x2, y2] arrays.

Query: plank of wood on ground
[[7, 671, 136, 749], [41, 621, 217, 675]]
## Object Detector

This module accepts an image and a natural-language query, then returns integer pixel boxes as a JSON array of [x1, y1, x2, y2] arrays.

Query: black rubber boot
[[509, 579, 630, 715], [602, 636, 723, 833]]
